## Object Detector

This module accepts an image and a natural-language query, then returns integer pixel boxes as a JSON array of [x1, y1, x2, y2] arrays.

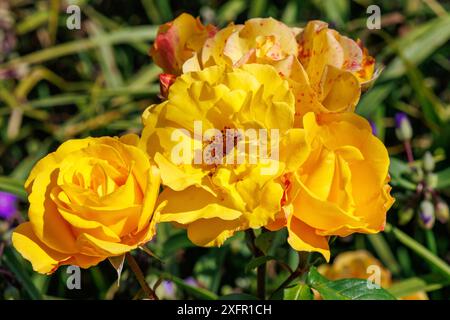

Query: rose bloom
[[318, 250, 427, 300], [269, 112, 394, 260], [150, 15, 375, 122], [297, 20, 376, 87], [150, 13, 217, 75], [139, 64, 296, 246], [12, 136, 162, 274], [183, 17, 300, 76], [290, 20, 378, 120]]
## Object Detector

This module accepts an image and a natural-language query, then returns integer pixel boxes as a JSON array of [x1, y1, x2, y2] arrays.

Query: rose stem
[[245, 229, 266, 300], [125, 252, 159, 300], [268, 251, 310, 299]]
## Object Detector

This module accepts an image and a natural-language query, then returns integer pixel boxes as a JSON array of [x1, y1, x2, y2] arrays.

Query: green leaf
[[306, 267, 396, 300], [161, 232, 195, 258], [219, 293, 258, 300], [11, 140, 52, 181], [356, 83, 394, 118], [249, 0, 267, 18], [389, 158, 416, 190], [2, 247, 43, 300], [245, 256, 276, 273], [385, 224, 450, 281], [382, 15, 450, 79], [255, 231, 276, 255], [315, 0, 349, 28], [367, 234, 401, 275], [0, 25, 158, 69], [284, 283, 313, 300], [217, 0, 247, 25], [281, 1, 298, 24], [436, 167, 450, 189], [156, 272, 218, 300], [388, 274, 450, 299], [155, 0, 173, 22], [0, 176, 27, 200]]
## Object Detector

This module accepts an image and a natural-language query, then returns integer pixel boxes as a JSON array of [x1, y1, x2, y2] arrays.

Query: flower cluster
[[13, 14, 393, 274]]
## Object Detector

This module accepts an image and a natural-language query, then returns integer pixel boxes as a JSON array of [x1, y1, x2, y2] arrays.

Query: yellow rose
[[317, 250, 428, 300], [150, 13, 217, 75], [139, 64, 295, 246], [269, 112, 394, 260], [12, 136, 162, 274], [297, 20, 375, 86], [179, 18, 373, 122], [183, 17, 300, 74], [318, 250, 391, 289], [289, 20, 372, 120]]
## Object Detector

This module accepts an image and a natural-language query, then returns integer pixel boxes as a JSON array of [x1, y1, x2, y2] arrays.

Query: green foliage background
[[0, 0, 449, 300]]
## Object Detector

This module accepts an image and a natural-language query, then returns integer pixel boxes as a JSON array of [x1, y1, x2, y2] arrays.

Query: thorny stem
[[125, 252, 159, 300], [245, 229, 266, 300]]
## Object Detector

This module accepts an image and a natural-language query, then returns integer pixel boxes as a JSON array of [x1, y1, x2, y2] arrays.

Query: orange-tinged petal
[[287, 216, 330, 261], [187, 217, 243, 247], [279, 128, 310, 172], [25, 138, 94, 192], [150, 13, 217, 74], [158, 186, 242, 224], [137, 165, 161, 232], [12, 222, 71, 274], [293, 176, 363, 234], [320, 66, 360, 113], [28, 169, 78, 254], [76, 233, 137, 256], [119, 133, 140, 147]]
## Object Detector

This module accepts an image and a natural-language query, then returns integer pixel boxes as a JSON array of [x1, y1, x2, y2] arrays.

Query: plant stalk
[[269, 251, 310, 299], [125, 252, 158, 300], [245, 230, 266, 300]]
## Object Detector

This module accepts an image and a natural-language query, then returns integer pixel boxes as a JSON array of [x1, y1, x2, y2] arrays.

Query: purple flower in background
[[0, 191, 18, 219], [394, 112, 413, 141], [184, 277, 198, 287], [395, 112, 408, 128], [369, 120, 378, 136], [162, 280, 175, 296], [419, 200, 435, 229]]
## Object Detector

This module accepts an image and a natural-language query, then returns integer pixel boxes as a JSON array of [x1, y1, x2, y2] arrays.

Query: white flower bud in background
[[423, 151, 435, 173], [395, 113, 413, 141], [419, 200, 435, 229], [426, 173, 438, 189], [411, 166, 424, 183], [436, 200, 449, 224], [398, 207, 415, 226]]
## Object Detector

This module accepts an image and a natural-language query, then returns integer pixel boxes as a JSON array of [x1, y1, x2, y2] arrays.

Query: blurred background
[[0, 0, 449, 300]]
